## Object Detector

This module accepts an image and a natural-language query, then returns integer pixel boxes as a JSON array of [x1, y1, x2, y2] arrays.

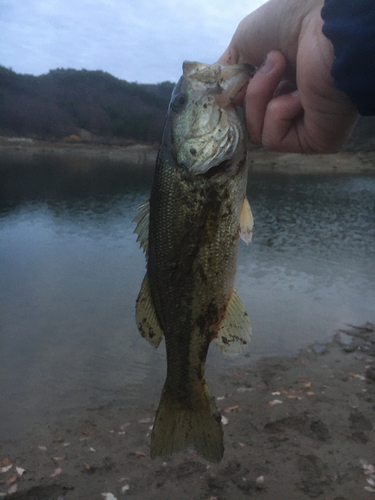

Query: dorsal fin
[[133, 200, 150, 257]]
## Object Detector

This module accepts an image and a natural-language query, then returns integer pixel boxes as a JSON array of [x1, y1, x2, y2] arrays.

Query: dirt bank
[[1, 324, 374, 499], [1, 138, 375, 175], [0, 139, 158, 170], [249, 150, 375, 175]]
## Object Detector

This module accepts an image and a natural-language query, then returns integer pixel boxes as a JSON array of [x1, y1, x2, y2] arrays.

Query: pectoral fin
[[239, 197, 253, 244], [136, 273, 163, 348], [215, 290, 251, 356], [133, 200, 150, 257]]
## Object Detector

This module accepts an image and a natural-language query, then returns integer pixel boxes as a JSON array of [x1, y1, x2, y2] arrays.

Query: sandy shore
[[1, 138, 375, 175], [1, 324, 374, 499]]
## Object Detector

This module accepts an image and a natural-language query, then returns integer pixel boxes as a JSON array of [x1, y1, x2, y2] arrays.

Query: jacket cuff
[[321, 0, 375, 116]]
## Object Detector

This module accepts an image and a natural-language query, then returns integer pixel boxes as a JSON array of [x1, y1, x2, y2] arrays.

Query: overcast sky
[[1, 0, 267, 84]]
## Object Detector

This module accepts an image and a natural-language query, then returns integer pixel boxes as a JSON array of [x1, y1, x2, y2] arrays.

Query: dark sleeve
[[321, 0, 375, 116]]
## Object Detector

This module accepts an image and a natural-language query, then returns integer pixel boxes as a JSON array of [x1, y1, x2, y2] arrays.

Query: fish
[[133, 60, 254, 463]]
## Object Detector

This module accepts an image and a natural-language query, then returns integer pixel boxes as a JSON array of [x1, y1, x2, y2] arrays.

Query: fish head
[[168, 61, 254, 175]]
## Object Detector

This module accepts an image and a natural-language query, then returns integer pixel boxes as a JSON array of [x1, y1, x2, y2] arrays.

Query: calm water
[[0, 159, 374, 440]]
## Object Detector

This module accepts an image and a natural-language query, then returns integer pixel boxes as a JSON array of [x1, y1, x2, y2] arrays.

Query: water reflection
[[0, 159, 374, 439]]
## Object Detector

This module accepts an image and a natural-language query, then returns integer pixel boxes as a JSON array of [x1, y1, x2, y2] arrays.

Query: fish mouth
[[186, 61, 255, 108]]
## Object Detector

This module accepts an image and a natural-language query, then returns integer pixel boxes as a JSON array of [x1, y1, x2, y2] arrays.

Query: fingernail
[[259, 53, 275, 75]]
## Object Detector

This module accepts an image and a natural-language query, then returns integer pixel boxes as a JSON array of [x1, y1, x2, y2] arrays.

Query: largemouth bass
[[134, 61, 254, 463]]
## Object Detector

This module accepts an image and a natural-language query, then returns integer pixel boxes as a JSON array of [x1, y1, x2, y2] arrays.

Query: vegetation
[[1, 65, 374, 150], [0, 66, 175, 143]]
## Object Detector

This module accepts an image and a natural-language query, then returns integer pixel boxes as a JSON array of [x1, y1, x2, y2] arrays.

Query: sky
[[0, 0, 267, 84]]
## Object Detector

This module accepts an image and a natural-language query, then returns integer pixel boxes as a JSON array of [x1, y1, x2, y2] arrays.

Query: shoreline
[[1, 139, 375, 175], [1, 324, 374, 499]]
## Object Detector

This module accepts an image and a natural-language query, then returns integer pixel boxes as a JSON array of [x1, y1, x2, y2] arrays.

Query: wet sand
[[1, 138, 375, 175], [1, 324, 374, 499]]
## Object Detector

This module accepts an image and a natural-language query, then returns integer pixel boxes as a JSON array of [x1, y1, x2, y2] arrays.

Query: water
[[0, 159, 374, 440]]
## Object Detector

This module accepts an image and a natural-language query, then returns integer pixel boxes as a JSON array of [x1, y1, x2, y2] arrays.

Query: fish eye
[[172, 93, 187, 111]]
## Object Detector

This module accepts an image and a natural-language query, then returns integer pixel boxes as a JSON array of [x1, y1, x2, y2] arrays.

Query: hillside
[[0, 66, 174, 143], [1, 65, 375, 151]]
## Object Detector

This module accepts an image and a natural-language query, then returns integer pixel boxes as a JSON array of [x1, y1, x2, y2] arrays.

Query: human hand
[[218, 0, 359, 153]]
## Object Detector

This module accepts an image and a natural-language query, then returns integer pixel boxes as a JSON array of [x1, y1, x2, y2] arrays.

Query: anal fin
[[214, 289, 251, 356]]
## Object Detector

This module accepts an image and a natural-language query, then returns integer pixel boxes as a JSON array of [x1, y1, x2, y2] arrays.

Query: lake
[[0, 158, 374, 441]]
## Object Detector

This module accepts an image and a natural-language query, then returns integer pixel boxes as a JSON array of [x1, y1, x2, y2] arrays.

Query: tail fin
[[150, 384, 224, 463]]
